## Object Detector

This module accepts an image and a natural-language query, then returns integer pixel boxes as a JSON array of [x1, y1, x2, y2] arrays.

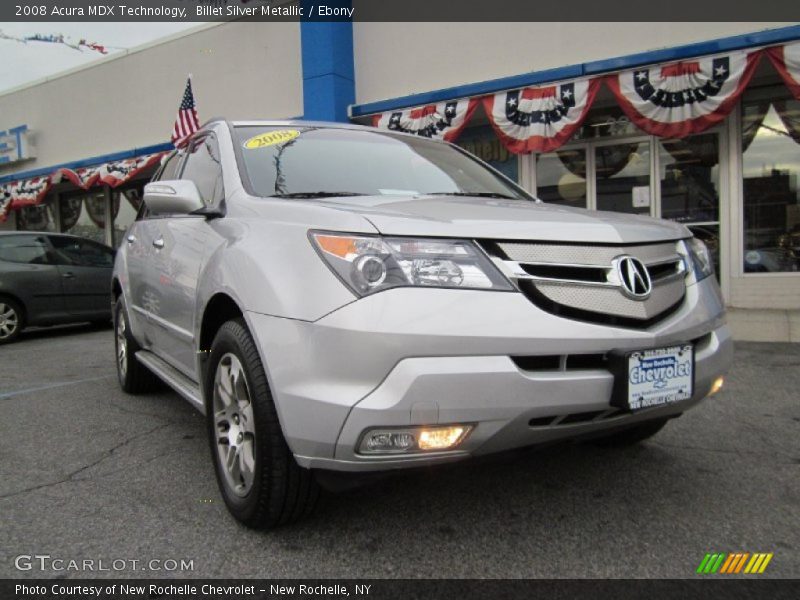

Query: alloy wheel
[[116, 313, 127, 378], [0, 302, 20, 340], [213, 353, 257, 497]]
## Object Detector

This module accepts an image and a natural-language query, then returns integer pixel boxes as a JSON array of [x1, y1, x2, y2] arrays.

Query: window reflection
[[595, 141, 651, 214], [17, 203, 56, 232], [536, 150, 587, 208], [742, 92, 800, 273], [112, 189, 141, 248], [59, 191, 108, 245], [659, 133, 720, 224]]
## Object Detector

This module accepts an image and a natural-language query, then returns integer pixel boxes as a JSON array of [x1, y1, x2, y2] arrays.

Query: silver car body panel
[[114, 120, 733, 473]]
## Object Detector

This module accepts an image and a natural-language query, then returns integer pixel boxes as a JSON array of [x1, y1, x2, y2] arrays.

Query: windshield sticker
[[243, 129, 300, 149]]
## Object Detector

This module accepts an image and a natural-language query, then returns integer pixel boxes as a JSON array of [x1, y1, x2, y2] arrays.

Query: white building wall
[[0, 21, 303, 177], [353, 22, 796, 105]]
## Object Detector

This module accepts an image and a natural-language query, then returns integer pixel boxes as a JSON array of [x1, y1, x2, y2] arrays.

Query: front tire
[[114, 298, 162, 393], [591, 418, 669, 447], [0, 297, 23, 344], [205, 319, 319, 528]]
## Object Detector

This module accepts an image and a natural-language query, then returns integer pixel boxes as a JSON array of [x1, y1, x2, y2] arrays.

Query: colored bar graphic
[[733, 552, 750, 573], [697, 554, 712, 574], [701, 552, 773, 575], [758, 553, 773, 573], [719, 554, 736, 573], [745, 554, 762, 574], [710, 553, 725, 573]]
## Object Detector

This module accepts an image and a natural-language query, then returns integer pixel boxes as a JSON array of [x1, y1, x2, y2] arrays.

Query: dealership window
[[111, 189, 142, 248], [17, 202, 57, 232], [530, 103, 722, 278], [535, 149, 587, 208], [659, 132, 721, 275], [741, 87, 800, 274], [59, 190, 108, 245], [456, 125, 520, 183]]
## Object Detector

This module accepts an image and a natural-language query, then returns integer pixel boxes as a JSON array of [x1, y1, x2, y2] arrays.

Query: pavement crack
[[0, 423, 172, 500]]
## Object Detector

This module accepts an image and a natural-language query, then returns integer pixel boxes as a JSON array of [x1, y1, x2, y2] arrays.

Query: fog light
[[418, 426, 469, 450], [359, 425, 472, 455], [708, 376, 724, 397]]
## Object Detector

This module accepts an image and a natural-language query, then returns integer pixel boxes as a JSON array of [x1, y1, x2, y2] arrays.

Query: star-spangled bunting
[[606, 49, 762, 138]]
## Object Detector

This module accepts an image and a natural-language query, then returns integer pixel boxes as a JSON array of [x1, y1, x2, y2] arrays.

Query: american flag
[[171, 77, 200, 148]]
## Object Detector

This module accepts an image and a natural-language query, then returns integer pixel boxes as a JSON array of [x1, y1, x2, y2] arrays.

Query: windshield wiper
[[425, 192, 518, 199], [269, 191, 367, 199]]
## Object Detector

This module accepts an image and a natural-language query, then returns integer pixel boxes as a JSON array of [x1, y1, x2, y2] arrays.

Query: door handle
[[152, 237, 165, 249], [127, 235, 136, 244], [62, 271, 75, 279]]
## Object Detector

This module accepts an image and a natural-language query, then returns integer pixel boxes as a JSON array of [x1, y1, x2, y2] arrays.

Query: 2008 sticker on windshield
[[243, 129, 300, 149]]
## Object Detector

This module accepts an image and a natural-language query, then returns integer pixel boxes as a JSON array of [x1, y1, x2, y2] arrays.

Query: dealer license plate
[[612, 344, 694, 412]]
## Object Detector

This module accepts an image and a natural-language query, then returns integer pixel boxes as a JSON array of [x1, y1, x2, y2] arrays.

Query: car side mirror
[[143, 180, 204, 216]]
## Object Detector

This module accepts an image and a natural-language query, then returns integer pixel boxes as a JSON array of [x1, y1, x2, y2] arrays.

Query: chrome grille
[[487, 240, 687, 326], [532, 276, 685, 320], [497, 241, 679, 266]]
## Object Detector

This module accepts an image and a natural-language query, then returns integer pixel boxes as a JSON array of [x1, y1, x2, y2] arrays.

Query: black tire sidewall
[[204, 321, 269, 523]]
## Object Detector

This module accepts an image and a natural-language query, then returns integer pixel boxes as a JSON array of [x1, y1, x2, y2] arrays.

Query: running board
[[135, 350, 205, 414]]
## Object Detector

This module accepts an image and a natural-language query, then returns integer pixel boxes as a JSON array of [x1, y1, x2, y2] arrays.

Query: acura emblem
[[615, 256, 652, 299]]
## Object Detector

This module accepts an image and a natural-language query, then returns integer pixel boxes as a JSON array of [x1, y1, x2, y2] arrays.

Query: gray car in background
[[0, 232, 114, 343], [112, 120, 733, 528]]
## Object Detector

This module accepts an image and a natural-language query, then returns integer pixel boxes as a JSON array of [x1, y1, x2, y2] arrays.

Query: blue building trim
[[300, 1, 355, 122], [0, 142, 173, 185], [349, 24, 800, 118]]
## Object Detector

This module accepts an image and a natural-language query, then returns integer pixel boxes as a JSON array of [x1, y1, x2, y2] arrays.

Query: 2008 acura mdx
[[112, 120, 733, 528]]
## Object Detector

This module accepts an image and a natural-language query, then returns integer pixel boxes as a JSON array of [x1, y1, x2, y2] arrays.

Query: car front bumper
[[245, 276, 732, 472]]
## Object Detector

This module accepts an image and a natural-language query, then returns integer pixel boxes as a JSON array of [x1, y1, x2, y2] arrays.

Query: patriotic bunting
[[371, 99, 479, 142], [482, 79, 601, 153], [0, 30, 113, 54], [0, 153, 165, 222], [606, 50, 762, 138], [767, 42, 800, 100]]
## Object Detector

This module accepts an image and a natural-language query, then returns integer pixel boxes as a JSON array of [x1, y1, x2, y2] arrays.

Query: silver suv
[[113, 120, 733, 528]]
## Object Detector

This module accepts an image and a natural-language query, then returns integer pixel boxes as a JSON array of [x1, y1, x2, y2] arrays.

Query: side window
[[49, 237, 114, 268], [180, 136, 224, 206], [0, 235, 52, 264], [79, 240, 115, 268], [157, 151, 183, 182]]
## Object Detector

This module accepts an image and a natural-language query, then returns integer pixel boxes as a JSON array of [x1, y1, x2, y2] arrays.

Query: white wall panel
[[353, 22, 797, 105]]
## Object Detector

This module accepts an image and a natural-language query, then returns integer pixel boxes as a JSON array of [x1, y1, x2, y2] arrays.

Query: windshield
[[234, 126, 530, 200]]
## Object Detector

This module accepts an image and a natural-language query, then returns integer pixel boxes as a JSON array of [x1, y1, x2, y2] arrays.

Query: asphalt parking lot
[[0, 324, 798, 579]]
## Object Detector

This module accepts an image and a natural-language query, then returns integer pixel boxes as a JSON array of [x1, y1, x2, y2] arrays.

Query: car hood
[[315, 195, 690, 244]]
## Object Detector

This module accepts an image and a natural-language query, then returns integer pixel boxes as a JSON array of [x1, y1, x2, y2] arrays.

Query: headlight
[[683, 237, 714, 282], [310, 232, 513, 296]]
